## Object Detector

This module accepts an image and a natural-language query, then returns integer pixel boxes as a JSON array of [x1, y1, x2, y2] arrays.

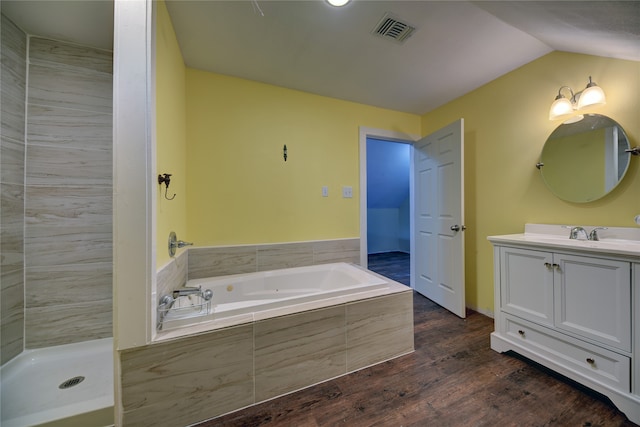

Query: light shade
[[577, 82, 606, 109], [549, 76, 606, 121], [549, 96, 574, 121], [326, 0, 351, 6]]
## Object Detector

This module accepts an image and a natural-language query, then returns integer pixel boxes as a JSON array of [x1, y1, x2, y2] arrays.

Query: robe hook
[[158, 173, 176, 200]]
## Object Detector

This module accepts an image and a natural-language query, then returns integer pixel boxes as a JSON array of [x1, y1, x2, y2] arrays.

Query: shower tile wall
[[24, 37, 113, 348], [0, 14, 27, 364]]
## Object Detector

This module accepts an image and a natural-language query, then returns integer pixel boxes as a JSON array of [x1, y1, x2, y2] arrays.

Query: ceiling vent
[[371, 12, 416, 44]]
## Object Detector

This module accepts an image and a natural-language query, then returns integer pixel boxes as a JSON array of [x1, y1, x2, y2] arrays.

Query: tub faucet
[[569, 226, 589, 240], [172, 286, 214, 300], [173, 285, 201, 298]]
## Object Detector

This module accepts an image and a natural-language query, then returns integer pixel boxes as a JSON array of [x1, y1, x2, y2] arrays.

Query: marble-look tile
[[26, 145, 112, 186], [313, 238, 360, 265], [24, 225, 112, 267], [25, 299, 112, 348], [1, 182, 24, 231], [120, 324, 254, 426], [0, 225, 24, 270], [156, 250, 188, 303], [1, 267, 25, 316], [1, 91, 26, 142], [27, 104, 112, 150], [1, 14, 27, 101], [1, 136, 25, 185], [1, 267, 25, 362], [29, 37, 112, 74], [1, 303, 24, 365], [346, 291, 414, 372], [25, 185, 112, 228], [1, 266, 25, 362], [188, 246, 257, 280], [28, 63, 112, 114], [257, 242, 314, 271], [255, 306, 346, 402], [25, 262, 112, 307]]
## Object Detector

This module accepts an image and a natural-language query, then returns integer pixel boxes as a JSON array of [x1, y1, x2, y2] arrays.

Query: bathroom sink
[[488, 224, 640, 257]]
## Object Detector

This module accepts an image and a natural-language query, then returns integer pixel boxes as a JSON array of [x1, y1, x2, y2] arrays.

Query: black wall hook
[[158, 173, 176, 200], [283, 144, 287, 162]]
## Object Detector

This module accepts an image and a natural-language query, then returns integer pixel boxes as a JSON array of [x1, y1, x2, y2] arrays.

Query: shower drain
[[59, 376, 85, 389]]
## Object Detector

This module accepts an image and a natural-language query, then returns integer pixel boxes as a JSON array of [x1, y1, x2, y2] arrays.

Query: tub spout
[[173, 286, 201, 298]]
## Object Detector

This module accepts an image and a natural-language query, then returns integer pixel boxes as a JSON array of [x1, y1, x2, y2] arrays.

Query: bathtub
[[158, 262, 393, 333], [1, 338, 113, 427], [128, 261, 413, 425]]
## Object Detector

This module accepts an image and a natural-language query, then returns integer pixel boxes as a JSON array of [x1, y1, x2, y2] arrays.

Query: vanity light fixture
[[326, 0, 351, 6], [549, 76, 606, 122]]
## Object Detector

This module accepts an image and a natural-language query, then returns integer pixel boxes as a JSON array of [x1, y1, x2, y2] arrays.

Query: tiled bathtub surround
[[156, 238, 360, 306], [24, 37, 113, 348], [120, 291, 413, 426], [188, 238, 360, 280], [0, 13, 27, 365]]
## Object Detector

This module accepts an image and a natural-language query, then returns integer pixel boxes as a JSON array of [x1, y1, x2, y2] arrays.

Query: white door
[[413, 119, 465, 317]]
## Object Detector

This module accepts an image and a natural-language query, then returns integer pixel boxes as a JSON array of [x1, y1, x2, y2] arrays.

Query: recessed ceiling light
[[326, 0, 351, 7]]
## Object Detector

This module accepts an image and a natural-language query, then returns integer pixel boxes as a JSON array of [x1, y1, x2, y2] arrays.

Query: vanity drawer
[[504, 315, 630, 392]]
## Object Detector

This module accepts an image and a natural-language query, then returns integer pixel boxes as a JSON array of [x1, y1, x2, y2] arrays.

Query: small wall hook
[[283, 144, 288, 162], [158, 173, 176, 200]]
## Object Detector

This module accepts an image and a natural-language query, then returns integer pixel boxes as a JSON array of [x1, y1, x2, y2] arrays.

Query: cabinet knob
[[518, 330, 525, 336], [586, 358, 595, 365]]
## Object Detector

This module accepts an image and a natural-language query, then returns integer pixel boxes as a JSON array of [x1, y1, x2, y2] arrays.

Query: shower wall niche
[[1, 12, 114, 362]]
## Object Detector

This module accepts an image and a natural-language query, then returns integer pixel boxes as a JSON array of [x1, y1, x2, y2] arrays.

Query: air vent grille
[[372, 13, 416, 44]]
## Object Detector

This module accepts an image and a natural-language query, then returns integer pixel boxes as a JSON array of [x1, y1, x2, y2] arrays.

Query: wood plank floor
[[367, 252, 410, 286], [197, 289, 637, 427]]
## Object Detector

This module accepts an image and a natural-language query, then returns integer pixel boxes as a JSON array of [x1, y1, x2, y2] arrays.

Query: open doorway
[[366, 138, 411, 285], [358, 127, 417, 287]]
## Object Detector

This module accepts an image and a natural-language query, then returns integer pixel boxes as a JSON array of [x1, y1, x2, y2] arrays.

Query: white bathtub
[[1, 338, 113, 427], [159, 262, 391, 332]]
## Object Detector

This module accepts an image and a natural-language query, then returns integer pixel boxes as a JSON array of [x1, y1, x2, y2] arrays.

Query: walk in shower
[[1, 6, 114, 425]]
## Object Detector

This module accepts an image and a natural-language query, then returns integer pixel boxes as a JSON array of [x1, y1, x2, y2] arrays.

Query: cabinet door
[[500, 247, 554, 326], [554, 254, 631, 352]]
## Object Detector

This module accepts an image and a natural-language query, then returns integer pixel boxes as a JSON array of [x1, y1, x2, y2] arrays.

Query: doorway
[[366, 138, 411, 285], [358, 127, 417, 286]]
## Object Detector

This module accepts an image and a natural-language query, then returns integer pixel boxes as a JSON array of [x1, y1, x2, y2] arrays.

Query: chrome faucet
[[172, 285, 213, 300], [589, 227, 608, 241], [173, 286, 201, 298], [569, 226, 589, 240]]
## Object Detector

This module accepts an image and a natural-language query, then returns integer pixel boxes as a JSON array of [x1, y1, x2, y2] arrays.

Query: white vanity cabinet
[[489, 225, 640, 424]]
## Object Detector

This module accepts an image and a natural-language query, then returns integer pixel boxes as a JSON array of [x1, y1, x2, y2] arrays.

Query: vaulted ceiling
[[3, 1, 639, 114]]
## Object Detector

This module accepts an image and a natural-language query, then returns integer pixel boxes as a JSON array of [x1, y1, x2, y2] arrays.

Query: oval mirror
[[539, 114, 631, 203]]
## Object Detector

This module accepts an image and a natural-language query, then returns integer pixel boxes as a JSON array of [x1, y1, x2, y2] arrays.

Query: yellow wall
[[421, 52, 640, 314], [185, 69, 420, 245], [542, 128, 605, 202], [156, 0, 188, 266]]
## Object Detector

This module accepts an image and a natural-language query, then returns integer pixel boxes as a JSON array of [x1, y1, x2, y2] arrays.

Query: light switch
[[322, 186, 328, 197]]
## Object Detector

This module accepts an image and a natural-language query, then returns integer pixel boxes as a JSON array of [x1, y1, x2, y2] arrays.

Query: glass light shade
[[577, 84, 606, 109], [549, 97, 574, 120], [326, 0, 350, 6], [562, 114, 584, 124]]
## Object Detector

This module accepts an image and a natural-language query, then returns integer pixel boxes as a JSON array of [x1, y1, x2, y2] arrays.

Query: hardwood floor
[[197, 291, 636, 427], [368, 251, 410, 286]]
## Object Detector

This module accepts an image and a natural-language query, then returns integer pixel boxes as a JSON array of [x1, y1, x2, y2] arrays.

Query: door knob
[[450, 225, 466, 232]]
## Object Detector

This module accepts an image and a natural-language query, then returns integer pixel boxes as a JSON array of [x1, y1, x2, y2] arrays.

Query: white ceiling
[[3, 1, 639, 114]]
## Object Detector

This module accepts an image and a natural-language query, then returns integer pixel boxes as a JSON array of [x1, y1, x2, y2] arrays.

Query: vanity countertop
[[488, 223, 640, 258]]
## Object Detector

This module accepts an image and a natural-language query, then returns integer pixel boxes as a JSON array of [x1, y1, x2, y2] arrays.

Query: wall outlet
[[322, 186, 328, 197], [342, 186, 353, 198]]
